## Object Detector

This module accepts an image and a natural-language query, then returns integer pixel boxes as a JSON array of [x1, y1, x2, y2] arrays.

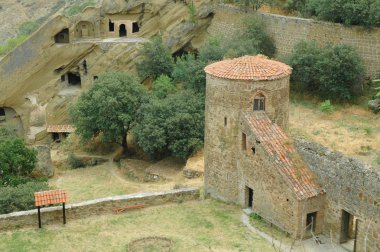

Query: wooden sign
[[34, 189, 68, 228]]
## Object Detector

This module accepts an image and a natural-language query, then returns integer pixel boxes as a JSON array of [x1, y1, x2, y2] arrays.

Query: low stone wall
[[295, 139, 380, 252], [0, 188, 199, 231]]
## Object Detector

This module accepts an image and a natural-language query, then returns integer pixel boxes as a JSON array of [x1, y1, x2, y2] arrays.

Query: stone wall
[[208, 4, 380, 77], [296, 139, 380, 252], [0, 188, 199, 231], [204, 74, 290, 203]]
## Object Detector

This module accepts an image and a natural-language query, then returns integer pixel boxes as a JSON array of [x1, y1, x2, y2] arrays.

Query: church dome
[[204, 55, 292, 81]]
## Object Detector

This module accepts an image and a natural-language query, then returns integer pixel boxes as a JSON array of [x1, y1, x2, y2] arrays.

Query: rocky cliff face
[[0, 0, 214, 143]]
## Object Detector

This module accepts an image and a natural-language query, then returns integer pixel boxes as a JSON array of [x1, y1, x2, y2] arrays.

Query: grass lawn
[[289, 98, 380, 169], [0, 199, 272, 252]]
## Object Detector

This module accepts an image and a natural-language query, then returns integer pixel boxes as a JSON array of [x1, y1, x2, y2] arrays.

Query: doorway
[[119, 24, 127, 37], [246, 186, 254, 208], [306, 212, 317, 232], [341, 210, 358, 252]]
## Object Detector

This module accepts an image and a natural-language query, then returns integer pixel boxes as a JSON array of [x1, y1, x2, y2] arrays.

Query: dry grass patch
[[0, 200, 272, 252], [290, 99, 380, 169]]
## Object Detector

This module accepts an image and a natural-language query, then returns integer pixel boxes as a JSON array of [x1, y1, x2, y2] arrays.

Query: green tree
[[225, 16, 276, 58], [172, 54, 207, 94], [69, 72, 147, 153], [133, 91, 205, 159], [0, 128, 37, 187], [152, 75, 177, 99], [136, 36, 175, 80], [290, 41, 364, 101], [199, 37, 225, 63]]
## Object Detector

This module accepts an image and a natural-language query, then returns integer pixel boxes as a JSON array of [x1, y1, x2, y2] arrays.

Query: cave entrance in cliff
[[132, 22, 140, 33], [0, 108, 5, 122], [67, 72, 81, 86], [119, 24, 127, 37], [340, 210, 358, 252], [54, 28, 69, 43]]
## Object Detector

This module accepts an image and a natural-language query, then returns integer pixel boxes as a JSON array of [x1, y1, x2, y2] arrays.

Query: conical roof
[[204, 55, 292, 81]]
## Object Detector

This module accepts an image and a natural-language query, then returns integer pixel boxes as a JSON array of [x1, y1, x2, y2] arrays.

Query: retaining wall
[[296, 139, 380, 252], [208, 4, 380, 77], [0, 188, 199, 231]]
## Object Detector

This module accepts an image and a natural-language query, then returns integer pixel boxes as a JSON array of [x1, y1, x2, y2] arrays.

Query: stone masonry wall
[[204, 74, 289, 203], [208, 4, 380, 77], [295, 139, 380, 252], [0, 188, 199, 231]]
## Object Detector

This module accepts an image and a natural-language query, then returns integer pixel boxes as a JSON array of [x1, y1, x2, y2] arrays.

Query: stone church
[[204, 55, 380, 252], [204, 55, 326, 238]]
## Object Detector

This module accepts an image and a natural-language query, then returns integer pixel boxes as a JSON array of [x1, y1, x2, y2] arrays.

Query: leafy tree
[[317, 0, 380, 27], [133, 91, 205, 159], [152, 75, 177, 99], [225, 16, 276, 58], [172, 54, 207, 94], [0, 128, 37, 187], [199, 37, 225, 63], [290, 41, 364, 101], [136, 36, 175, 80], [69, 72, 147, 153], [236, 0, 274, 11]]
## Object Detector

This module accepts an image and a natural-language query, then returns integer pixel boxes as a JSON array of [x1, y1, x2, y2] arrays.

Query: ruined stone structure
[[204, 55, 325, 238], [204, 55, 379, 251]]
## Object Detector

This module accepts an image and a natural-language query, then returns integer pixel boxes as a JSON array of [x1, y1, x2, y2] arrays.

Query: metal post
[[63, 203, 66, 225], [37, 206, 42, 228]]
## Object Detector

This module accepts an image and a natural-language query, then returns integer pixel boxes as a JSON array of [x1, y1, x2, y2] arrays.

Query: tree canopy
[[133, 91, 205, 159], [0, 128, 37, 187], [69, 72, 147, 152], [136, 36, 175, 80], [290, 41, 364, 101]]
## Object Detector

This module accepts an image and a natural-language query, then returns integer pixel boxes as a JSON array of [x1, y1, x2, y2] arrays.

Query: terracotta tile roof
[[46, 125, 75, 133], [34, 189, 67, 207], [242, 111, 322, 200], [204, 55, 292, 81]]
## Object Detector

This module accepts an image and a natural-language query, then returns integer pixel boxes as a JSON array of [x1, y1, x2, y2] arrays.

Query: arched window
[[253, 93, 265, 111]]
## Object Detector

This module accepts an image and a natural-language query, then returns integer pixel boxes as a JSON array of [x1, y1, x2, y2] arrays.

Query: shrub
[[137, 36, 175, 81], [172, 54, 207, 94], [311, 0, 380, 27], [225, 16, 276, 58], [198, 37, 225, 63], [290, 41, 364, 101], [133, 90, 205, 159], [18, 21, 40, 36], [376, 155, 380, 165], [0, 181, 50, 214], [320, 100, 335, 114], [0, 129, 37, 187], [0, 35, 28, 56], [152, 75, 177, 99], [67, 153, 85, 169]]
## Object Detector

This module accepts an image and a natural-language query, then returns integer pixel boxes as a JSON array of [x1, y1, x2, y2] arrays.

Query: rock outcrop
[[0, 0, 214, 143]]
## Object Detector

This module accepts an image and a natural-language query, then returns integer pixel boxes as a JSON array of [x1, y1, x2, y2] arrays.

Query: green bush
[[225, 16, 276, 58], [133, 90, 205, 159], [172, 54, 207, 94], [152, 75, 177, 99], [0, 35, 28, 56], [0, 181, 50, 214], [137, 36, 175, 81], [376, 155, 380, 165], [320, 100, 335, 114], [199, 37, 225, 63], [290, 41, 364, 101], [67, 153, 85, 169], [0, 128, 37, 187], [18, 21, 40, 36]]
